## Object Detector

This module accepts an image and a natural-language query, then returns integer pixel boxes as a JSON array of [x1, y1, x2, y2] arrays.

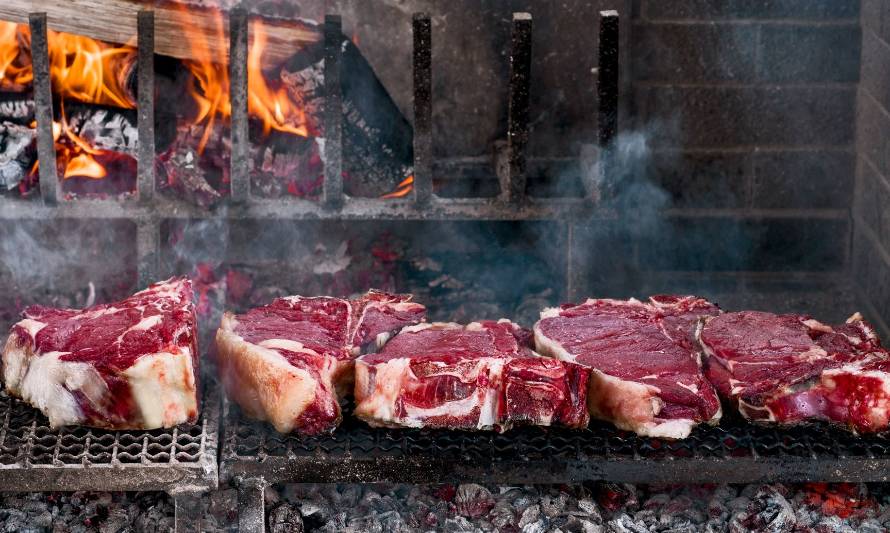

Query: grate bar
[[322, 14, 344, 209], [137, 10, 156, 203], [29, 13, 58, 206], [229, 5, 250, 202], [503, 13, 532, 204], [412, 13, 433, 206], [597, 10, 619, 194], [136, 219, 160, 288]]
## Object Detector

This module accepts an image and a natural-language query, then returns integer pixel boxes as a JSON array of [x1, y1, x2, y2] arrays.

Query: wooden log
[[0, 0, 319, 65]]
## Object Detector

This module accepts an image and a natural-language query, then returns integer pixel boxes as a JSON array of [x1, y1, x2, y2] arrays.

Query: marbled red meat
[[533, 296, 722, 438], [699, 310, 890, 433], [215, 290, 425, 434], [2, 277, 198, 429], [354, 320, 590, 431]]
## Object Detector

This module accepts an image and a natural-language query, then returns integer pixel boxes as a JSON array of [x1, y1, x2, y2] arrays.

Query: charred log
[[0, 94, 35, 124], [0, 121, 35, 190], [66, 103, 139, 156], [249, 129, 323, 198], [156, 123, 225, 208], [280, 34, 413, 197]]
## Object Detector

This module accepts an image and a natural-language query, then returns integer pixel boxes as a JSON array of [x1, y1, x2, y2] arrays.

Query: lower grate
[[220, 401, 890, 485], [0, 388, 219, 492]]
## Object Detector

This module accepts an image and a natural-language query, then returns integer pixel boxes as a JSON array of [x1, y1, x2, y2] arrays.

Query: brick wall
[[854, 0, 890, 332], [590, 0, 861, 296]]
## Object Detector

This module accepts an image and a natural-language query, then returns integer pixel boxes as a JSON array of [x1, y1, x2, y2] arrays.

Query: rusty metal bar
[[504, 12, 532, 204], [137, 10, 156, 203], [29, 13, 58, 205], [597, 11, 619, 150], [322, 15, 344, 208], [412, 13, 433, 205], [229, 6, 250, 202]]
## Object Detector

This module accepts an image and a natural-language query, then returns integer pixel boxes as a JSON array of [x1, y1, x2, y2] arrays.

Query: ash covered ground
[[4, 483, 890, 532]]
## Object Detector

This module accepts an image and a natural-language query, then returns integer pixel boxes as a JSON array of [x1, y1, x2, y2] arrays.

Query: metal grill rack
[[0, 387, 219, 530]]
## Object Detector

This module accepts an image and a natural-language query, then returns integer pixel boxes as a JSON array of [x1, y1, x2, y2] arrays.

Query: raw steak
[[533, 296, 722, 438], [2, 277, 199, 430], [699, 310, 890, 433], [216, 290, 425, 434], [354, 320, 590, 431]]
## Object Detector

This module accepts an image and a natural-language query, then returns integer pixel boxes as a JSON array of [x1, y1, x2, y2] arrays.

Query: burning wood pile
[[0, 9, 412, 203]]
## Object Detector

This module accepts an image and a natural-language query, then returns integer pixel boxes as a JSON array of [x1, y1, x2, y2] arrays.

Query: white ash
[[0, 121, 35, 190], [0, 491, 173, 532]]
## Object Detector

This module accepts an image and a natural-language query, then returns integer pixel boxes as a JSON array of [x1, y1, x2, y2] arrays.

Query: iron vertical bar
[[323, 15, 343, 209], [238, 477, 267, 533], [505, 12, 532, 204], [412, 13, 433, 205], [137, 10, 156, 203], [230, 6, 250, 202], [172, 492, 204, 533], [597, 10, 619, 194], [29, 13, 58, 205], [136, 220, 160, 288]]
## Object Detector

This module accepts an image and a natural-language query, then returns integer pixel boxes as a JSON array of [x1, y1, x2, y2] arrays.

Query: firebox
[[0, 0, 888, 532]]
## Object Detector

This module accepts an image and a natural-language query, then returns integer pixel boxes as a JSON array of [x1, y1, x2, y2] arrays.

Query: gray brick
[[852, 228, 890, 325], [856, 89, 890, 176], [651, 151, 748, 208], [752, 151, 854, 209], [635, 86, 856, 148], [861, 0, 883, 34], [759, 24, 860, 82], [637, 216, 849, 272], [856, 160, 890, 254], [642, 0, 859, 21], [632, 23, 757, 82], [862, 30, 890, 112]]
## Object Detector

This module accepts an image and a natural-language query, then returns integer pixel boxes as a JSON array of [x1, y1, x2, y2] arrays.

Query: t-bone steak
[[533, 295, 722, 438], [354, 320, 590, 431], [216, 290, 425, 434], [699, 310, 890, 433], [2, 277, 199, 429]]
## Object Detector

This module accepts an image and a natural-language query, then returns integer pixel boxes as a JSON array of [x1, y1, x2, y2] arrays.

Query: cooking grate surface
[[221, 401, 890, 484], [0, 389, 219, 492]]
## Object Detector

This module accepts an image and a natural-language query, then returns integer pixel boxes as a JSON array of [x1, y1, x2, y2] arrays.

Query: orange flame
[[381, 175, 414, 199], [47, 30, 136, 109], [248, 20, 309, 137], [0, 21, 33, 90], [63, 153, 106, 179]]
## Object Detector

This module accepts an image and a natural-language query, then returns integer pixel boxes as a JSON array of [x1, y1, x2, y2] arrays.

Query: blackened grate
[[220, 400, 890, 485], [0, 389, 219, 492]]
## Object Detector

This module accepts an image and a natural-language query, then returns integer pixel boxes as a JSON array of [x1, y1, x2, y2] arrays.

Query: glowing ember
[[381, 175, 414, 198], [63, 153, 106, 179]]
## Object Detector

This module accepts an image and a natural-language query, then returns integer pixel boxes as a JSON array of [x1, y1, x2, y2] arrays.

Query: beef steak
[[354, 320, 590, 431], [216, 290, 425, 434], [533, 295, 722, 438], [699, 310, 890, 433], [2, 277, 199, 429]]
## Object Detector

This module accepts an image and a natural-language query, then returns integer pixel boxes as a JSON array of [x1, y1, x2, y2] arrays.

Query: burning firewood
[[156, 123, 225, 207], [0, 95, 34, 123], [66, 103, 138, 157]]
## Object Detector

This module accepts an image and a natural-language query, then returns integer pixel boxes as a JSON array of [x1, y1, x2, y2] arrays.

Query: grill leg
[[238, 476, 267, 533], [172, 491, 204, 532]]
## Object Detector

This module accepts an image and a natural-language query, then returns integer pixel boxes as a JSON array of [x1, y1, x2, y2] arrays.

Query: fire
[[381, 175, 415, 199], [63, 153, 106, 179], [47, 30, 136, 109], [0, 21, 32, 89], [248, 20, 310, 137]]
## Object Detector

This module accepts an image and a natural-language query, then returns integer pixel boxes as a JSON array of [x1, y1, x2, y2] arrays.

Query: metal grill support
[[323, 15, 344, 208], [29, 13, 58, 206], [597, 10, 619, 189], [229, 6, 250, 202], [412, 13, 433, 206], [238, 477, 267, 533], [504, 13, 532, 204], [137, 10, 156, 203]]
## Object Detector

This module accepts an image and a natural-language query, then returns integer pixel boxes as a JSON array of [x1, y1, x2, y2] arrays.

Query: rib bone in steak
[[533, 296, 722, 438], [699, 310, 890, 433], [354, 320, 590, 431], [2, 277, 199, 429], [215, 290, 425, 434]]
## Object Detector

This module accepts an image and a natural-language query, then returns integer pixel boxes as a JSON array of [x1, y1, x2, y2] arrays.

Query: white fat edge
[[822, 365, 890, 395], [677, 382, 699, 394], [398, 322, 462, 335], [258, 338, 322, 358], [532, 322, 577, 363], [123, 349, 197, 429], [636, 418, 696, 439], [15, 318, 47, 338], [797, 345, 829, 362], [539, 307, 562, 319], [2, 335, 31, 394], [587, 370, 666, 434], [738, 397, 777, 422], [707, 403, 723, 425], [115, 314, 163, 344], [17, 351, 104, 428], [354, 358, 416, 425], [802, 318, 834, 334], [73, 305, 122, 321], [477, 359, 506, 430]]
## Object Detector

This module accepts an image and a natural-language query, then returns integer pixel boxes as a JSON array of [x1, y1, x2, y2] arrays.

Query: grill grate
[[221, 401, 890, 484], [0, 388, 219, 492]]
